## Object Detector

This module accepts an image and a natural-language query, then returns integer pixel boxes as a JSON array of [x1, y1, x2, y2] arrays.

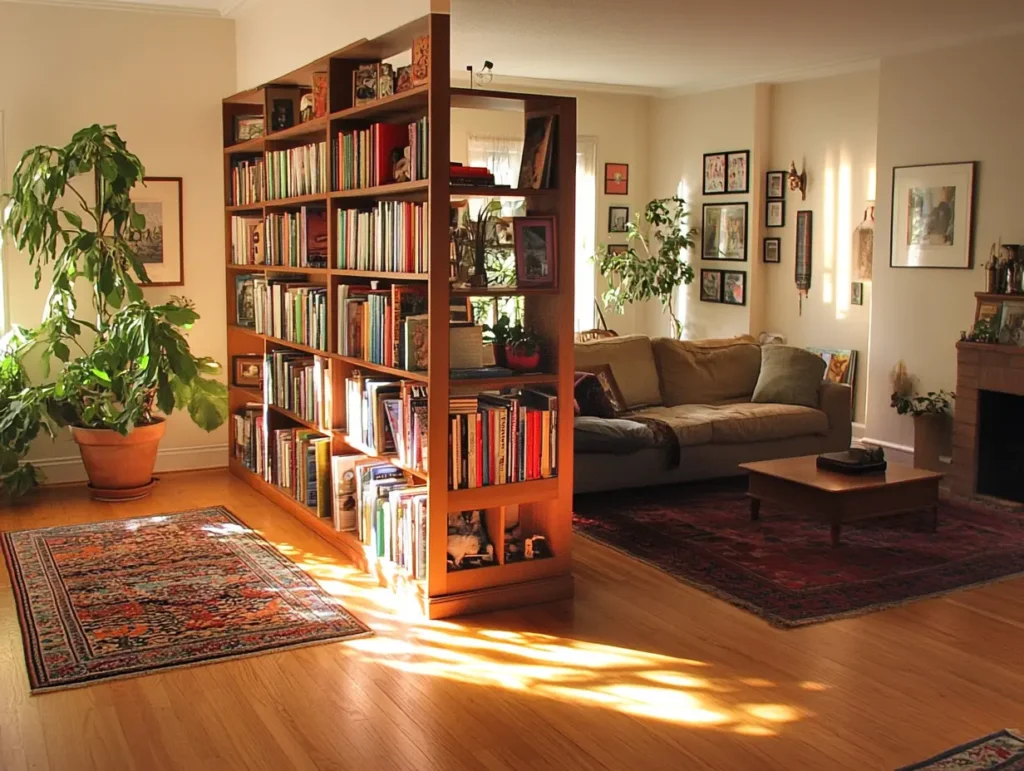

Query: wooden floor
[[2, 470, 1023, 770]]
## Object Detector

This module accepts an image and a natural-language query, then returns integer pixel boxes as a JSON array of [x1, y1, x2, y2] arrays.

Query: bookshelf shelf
[[223, 13, 575, 619]]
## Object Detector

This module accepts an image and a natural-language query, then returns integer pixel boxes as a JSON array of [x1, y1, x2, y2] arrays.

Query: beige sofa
[[574, 334, 852, 494]]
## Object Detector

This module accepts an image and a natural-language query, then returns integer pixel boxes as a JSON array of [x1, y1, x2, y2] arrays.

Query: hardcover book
[[411, 35, 430, 86], [353, 64, 378, 105]]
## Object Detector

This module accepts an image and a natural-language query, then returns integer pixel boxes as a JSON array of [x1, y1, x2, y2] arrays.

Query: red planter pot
[[505, 345, 541, 371]]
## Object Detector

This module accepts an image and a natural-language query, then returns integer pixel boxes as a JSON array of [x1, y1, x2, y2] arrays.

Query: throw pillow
[[574, 372, 617, 418], [751, 345, 826, 408], [577, 364, 628, 414]]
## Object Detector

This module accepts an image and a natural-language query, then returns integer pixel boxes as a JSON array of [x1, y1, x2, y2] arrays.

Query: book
[[395, 65, 413, 93], [231, 215, 265, 265], [337, 121, 425, 189], [313, 438, 332, 518], [264, 207, 328, 268], [265, 141, 328, 199], [336, 200, 428, 273], [449, 326, 484, 369], [353, 63, 377, 105], [404, 314, 429, 371], [251, 278, 328, 350], [345, 375, 428, 475], [312, 71, 328, 118], [331, 454, 367, 531], [231, 157, 265, 205], [518, 115, 555, 189], [411, 35, 429, 86]]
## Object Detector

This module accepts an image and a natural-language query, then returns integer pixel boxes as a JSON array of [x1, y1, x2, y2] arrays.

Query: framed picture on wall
[[703, 152, 727, 195], [130, 176, 184, 287], [702, 202, 748, 261], [851, 282, 864, 306], [700, 269, 722, 302], [763, 237, 781, 264], [604, 163, 629, 195], [722, 270, 747, 305], [766, 170, 786, 199], [766, 199, 785, 228], [232, 355, 264, 389], [726, 150, 750, 193], [890, 161, 976, 269], [608, 206, 630, 233]]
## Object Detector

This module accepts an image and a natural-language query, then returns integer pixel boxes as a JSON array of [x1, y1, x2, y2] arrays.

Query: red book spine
[[532, 411, 542, 479], [476, 414, 483, 488]]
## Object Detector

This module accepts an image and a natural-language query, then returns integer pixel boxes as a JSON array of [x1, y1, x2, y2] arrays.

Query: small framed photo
[[766, 170, 786, 199], [702, 202, 748, 261], [232, 355, 264, 389], [703, 152, 727, 195], [608, 206, 630, 233], [604, 163, 629, 195], [723, 270, 747, 306], [766, 199, 785, 228], [999, 301, 1024, 345], [699, 269, 722, 303], [726, 151, 750, 193], [607, 244, 628, 256], [513, 216, 558, 288], [233, 116, 265, 143], [763, 237, 781, 264], [851, 282, 864, 306], [235, 274, 256, 328]]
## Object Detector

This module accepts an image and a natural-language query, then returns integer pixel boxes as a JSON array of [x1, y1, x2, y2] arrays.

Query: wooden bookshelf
[[221, 13, 575, 619]]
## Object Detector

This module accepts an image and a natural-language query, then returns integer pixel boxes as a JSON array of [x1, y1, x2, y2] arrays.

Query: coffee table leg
[[830, 523, 841, 548], [749, 496, 761, 521]]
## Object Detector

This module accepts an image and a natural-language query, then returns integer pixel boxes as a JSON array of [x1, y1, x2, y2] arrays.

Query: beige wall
[[866, 35, 1024, 450], [0, 3, 235, 482], [765, 70, 879, 423]]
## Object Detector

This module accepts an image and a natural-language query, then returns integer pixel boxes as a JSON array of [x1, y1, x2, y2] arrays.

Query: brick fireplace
[[952, 342, 1024, 503]]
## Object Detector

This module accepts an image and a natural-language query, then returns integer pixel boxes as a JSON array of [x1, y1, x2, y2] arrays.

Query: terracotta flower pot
[[70, 419, 166, 500], [505, 345, 541, 371]]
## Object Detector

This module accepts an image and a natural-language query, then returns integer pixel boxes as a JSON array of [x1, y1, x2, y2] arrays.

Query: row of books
[[230, 157, 264, 206], [336, 284, 427, 370], [265, 208, 328, 268], [252, 277, 329, 351], [337, 201, 428, 274], [266, 142, 329, 200], [344, 374, 428, 473], [449, 390, 558, 490], [335, 119, 428, 190], [450, 164, 495, 188], [354, 461, 427, 575], [265, 350, 332, 429]]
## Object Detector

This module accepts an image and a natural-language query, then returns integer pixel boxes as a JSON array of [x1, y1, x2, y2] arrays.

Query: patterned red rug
[[897, 729, 1024, 770], [1, 507, 371, 692], [573, 481, 1024, 628]]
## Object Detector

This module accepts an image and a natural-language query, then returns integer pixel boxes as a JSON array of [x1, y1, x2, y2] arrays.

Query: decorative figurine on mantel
[[985, 240, 1023, 294]]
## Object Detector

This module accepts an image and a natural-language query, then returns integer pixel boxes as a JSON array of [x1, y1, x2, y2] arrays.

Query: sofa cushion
[[708, 403, 829, 443], [575, 334, 661, 409], [574, 372, 618, 418], [751, 345, 827, 408], [574, 416, 656, 453], [629, 404, 716, 447], [651, 337, 762, 406]]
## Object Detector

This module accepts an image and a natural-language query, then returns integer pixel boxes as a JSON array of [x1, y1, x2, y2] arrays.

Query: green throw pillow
[[751, 346, 826, 408]]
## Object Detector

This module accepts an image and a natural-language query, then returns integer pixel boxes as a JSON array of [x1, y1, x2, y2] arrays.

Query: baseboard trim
[[29, 444, 229, 486]]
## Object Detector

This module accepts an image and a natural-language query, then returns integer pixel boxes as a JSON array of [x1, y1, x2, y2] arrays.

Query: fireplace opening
[[977, 389, 1024, 504]]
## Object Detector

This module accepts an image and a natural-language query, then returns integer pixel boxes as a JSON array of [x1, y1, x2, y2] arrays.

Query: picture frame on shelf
[[763, 237, 781, 264], [233, 116, 264, 143], [702, 202, 748, 261], [700, 269, 722, 303], [513, 216, 558, 288], [604, 163, 629, 195], [130, 176, 184, 287], [766, 199, 785, 228], [851, 282, 864, 306], [890, 161, 976, 269], [766, 170, 786, 199], [998, 301, 1024, 345], [608, 206, 630, 233], [353, 63, 378, 105], [722, 270, 747, 306], [726, 150, 750, 193], [703, 152, 727, 195], [265, 86, 300, 132], [232, 355, 264, 389], [234, 274, 256, 328]]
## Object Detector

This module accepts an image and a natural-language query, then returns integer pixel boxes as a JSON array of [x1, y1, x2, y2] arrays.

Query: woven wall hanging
[[795, 210, 813, 315]]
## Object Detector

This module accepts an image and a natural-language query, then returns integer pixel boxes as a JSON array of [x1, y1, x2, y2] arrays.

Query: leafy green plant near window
[[593, 197, 698, 339], [0, 124, 227, 498]]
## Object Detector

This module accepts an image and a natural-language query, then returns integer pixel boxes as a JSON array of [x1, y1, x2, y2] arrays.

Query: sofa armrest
[[818, 382, 852, 449]]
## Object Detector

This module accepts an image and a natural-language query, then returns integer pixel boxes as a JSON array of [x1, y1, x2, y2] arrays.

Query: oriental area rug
[[573, 480, 1024, 628], [896, 729, 1024, 770], [1, 507, 371, 693]]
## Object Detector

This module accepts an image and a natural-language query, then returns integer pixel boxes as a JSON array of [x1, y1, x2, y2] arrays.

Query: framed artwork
[[699, 269, 722, 303], [766, 170, 786, 199], [722, 270, 747, 306], [795, 210, 813, 292], [607, 244, 628, 256], [234, 274, 256, 328], [851, 282, 864, 306], [890, 161, 976, 269], [608, 206, 630, 233], [703, 152, 727, 195], [233, 116, 264, 142], [232, 355, 264, 389], [130, 176, 183, 287], [266, 86, 300, 132], [766, 199, 785, 228], [702, 202, 748, 261], [998, 301, 1024, 345], [807, 347, 857, 389], [976, 301, 1000, 324], [513, 216, 557, 288], [604, 163, 629, 195], [763, 237, 781, 264], [726, 150, 750, 193]]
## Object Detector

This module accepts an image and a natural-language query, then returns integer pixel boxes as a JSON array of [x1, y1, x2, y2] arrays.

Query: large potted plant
[[890, 361, 954, 473], [0, 125, 227, 500], [594, 197, 698, 339]]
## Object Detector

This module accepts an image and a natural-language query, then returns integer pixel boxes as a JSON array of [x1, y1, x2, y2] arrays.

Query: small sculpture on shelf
[[504, 522, 524, 563], [524, 535, 551, 560], [446, 511, 495, 570]]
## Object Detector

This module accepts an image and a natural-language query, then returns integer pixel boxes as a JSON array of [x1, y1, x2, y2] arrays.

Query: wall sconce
[[788, 161, 807, 201]]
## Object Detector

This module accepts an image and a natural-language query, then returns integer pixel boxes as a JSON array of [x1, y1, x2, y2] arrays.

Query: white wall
[[866, 35, 1024, 450], [765, 69, 879, 423], [0, 3, 235, 482]]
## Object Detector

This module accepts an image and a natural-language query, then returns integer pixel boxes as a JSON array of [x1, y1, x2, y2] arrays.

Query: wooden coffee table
[[739, 455, 944, 547]]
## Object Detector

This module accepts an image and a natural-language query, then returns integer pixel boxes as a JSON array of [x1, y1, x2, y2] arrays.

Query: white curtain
[[575, 137, 597, 332], [467, 134, 523, 186]]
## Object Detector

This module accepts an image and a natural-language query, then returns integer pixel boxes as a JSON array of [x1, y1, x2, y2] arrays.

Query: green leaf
[[187, 378, 228, 431], [63, 210, 83, 229], [91, 368, 111, 383], [52, 341, 70, 362]]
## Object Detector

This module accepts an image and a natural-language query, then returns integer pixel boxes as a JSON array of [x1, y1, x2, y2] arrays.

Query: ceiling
[[16, 0, 1024, 92]]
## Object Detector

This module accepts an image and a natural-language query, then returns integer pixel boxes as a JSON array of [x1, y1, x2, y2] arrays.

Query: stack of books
[[270, 428, 331, 517], [355, 460, 427, 575], [231, 157, 265, 205], [336, 200, 428, 273], [265, 350, 332, 429], [265, 142, 328, 199], [450, 163, 495, 187], [230, 215, 265, 265], [335, 119, 428, 190], [345, 374, 428, 474], [336, 284, 427, 368], [265, 207, 328, 268], [233, 403, 265, 475], [448, 389, 558, 490], [252, 277, 328, 350]]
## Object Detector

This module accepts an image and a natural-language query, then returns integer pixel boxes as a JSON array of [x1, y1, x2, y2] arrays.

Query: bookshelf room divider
[[222, 13, 576, 618]]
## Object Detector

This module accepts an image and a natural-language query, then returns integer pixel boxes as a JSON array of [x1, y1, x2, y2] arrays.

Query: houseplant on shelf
[[890, 360, 954, 473], [0, 124, 227, 500], [593, 197, 698, 339], [483, 315, 543, 371]]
